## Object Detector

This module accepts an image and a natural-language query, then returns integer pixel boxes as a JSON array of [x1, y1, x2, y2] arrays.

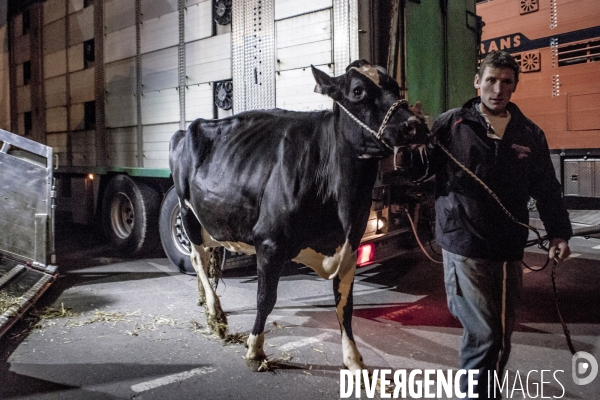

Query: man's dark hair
[[478, 50, 520, 83]]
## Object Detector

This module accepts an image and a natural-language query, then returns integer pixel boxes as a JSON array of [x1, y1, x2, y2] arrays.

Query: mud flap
[[0, 129, 58, 338]]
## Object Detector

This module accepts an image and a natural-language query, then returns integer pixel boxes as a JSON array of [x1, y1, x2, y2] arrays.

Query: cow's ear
[[312, 65, 339, 99]]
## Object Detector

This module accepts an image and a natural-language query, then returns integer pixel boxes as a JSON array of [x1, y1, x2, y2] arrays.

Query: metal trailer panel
[[275, 65, 334, 111], [70, 102, 85, 130], [141, 88, 180, 125], [70, 130, 96, 166], [68, 43, 84, 72], [44, 0, 67, 25], [104, 26, 137, 64], [43, 19, 67, 55], [564, 160, 580, 196], [45, 75, 68, 108], [332, 0, 358, 77], [185, 83, 214, 120], [141, 0, 178, 22], [68, 0, 85, 14], [69, 68, 95, 104], [595, 160, 600, 198], [141, 46, 179, 93], [46, 106, 68, 133], [580, 161, 595, 197], [140, 12, 179, 55], [0, 129, 55, 269], [104, 0, 136, 35], [143, 123, 177, 168], [105, 93, 137, 128], [44, 50, 67, 79], [184, 1, 212, 42], [105, 57, 137, 96], [46, 133, 68, 157], [231, 0, 276, 114], [106, 127, 137, 167], [185, 0, 206, 6], [185, 34, 232, 85], [275, 9, 332, 72], [275, 0, 332, 21], [16, 85, 31, 113], [13, 35, 30, 65], [68, 6, 94, 46]]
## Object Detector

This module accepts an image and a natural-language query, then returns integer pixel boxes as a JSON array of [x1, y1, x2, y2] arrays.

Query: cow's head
[[312, 60, 429, 160]]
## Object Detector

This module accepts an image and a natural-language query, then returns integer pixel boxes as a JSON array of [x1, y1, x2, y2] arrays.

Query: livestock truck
[[0, 0, 479, 274], [477, 0, 600, 210]]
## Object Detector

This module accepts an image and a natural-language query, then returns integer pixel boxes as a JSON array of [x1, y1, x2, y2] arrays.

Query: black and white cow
[[169, 60, 428, 372]]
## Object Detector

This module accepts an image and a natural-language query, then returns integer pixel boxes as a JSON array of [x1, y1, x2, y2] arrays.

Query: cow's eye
[[353, 87, 364, 97]]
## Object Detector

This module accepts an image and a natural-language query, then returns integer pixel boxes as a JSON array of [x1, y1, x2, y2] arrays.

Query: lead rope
[[436, 140, 576, 355]]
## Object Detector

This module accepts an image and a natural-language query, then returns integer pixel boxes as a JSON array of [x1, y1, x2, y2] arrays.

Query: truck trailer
[[1, 0, 479, 273], [477, 0, 600, 209]]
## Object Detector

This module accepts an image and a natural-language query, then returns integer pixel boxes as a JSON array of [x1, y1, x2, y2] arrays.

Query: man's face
[[474, 66, 517, 115]]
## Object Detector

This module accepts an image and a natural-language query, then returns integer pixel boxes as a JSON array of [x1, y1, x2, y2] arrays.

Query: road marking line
[[131, 366, 216, 393], [278, 332, 333, 352], [592, 245, 600, 250]]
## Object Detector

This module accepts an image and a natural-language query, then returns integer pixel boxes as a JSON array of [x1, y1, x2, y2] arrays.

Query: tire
[[159, 186, 195, 274], [101, 175, 161, 257]]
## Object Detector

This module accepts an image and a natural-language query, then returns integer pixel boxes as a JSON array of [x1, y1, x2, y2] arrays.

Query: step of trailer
[[0, 256, 56, 338]]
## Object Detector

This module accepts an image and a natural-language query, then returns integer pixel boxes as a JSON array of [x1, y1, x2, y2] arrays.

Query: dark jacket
[[431, 98, 572, 261]]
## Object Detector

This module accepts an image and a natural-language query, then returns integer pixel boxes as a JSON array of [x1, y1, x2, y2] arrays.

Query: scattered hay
[[67, 309, 141, 327], [0, 293, 24, 314], [35, 302, 80, 320], [223, 331, 249, 345], [312, 347, 330, 365]]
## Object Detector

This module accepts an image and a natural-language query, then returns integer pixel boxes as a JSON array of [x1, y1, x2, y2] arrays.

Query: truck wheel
[[159, 187, 195, 274], [101, 175, 161, 256]]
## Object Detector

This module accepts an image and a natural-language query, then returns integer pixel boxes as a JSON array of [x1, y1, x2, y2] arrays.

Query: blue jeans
[[443, 250, 523, 400]]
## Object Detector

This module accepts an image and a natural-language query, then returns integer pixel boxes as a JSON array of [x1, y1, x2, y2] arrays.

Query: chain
[[335, 99, 408, 152]]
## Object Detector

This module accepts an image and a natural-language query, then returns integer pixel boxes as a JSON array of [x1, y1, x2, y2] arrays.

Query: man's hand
[[548, 238, 571, 261]]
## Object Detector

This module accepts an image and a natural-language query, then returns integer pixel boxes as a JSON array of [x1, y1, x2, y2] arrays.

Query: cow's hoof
[[207, 314, 228, 339], [245, 357, 270, 372]]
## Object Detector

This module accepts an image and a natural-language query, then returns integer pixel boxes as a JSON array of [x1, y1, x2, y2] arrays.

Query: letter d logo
[[572, 351, 598, 385]]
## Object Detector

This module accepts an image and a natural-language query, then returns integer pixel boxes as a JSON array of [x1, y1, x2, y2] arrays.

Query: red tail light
[[357, 243, 375, 266]]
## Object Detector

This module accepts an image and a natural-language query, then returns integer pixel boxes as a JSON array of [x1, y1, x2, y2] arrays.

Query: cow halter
[[335, 99, 408, 152]]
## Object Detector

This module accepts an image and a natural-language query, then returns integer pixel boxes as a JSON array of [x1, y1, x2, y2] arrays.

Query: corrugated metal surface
[[67, 42, 84, 72], [68, 6, 94, 46], [105, 58, 137, 95], [45, 75, 68, 108], [105, 93, 137, 128], [564, 159, 600, 198], [44, 51, 67, 79], [275, 66, 333, 111], [104, 26, 137, 64], [143, 123, 176, 169], [13, 35, 30, 65], [275, 0, 332, 20], [185, 83, 213, 120], [70, 130, 96, 166], [44, 0, 66, 25], [141, 0, 178, 22], [184, 1, 212, 42], [16, 85, 31, 113], [275, 9, 332, 72], [140, 88, 180, 124], [46, 106, 68, 133], [140, 11, 179, 54], [185, 33, 232, 85], [141, 46, 178, 93], [69, 102, 84, 130], [232, 0, 276, 113], [333, 0, 358, 76], [69, 68, 95, 104], [43, 19, 66, 55], [104, 0, 136, 34], [106, 127, 137, 167]]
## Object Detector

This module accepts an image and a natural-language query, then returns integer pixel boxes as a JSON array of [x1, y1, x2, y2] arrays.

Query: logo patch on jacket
[[511, 144, 531, 159]]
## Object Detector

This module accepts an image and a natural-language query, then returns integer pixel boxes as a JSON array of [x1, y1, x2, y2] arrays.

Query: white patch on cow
[[350, 65, 381, 87], [292, 239, 356, 280], [246, 332, 266, 360]]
